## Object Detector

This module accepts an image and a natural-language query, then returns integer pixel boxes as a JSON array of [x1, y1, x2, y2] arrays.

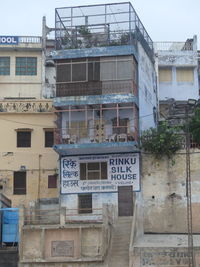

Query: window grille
[[13, 171, 26, 195], [16, 57, 37, 76], [78, 194, 92, 214], [0, 57, 10, 75]]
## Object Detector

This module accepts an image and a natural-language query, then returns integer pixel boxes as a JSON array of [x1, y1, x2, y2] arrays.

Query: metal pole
[[185, 105, 195, 267]]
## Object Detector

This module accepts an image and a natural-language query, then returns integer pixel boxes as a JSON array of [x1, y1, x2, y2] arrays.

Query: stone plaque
[[51, 241, 74, 257]]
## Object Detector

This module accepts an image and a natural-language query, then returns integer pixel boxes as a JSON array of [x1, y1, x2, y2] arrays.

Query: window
[[48, 175, 57, 188], [80, 162, 107, 180], [16, 57, 37, 75], [159, 68, 172, 82], [13, 171, 26, 195], [78, 194, 92, 214], [100, 56, 134, 81], [45, 130, 54, 147], [176, 67, 194, 83], [0, 57, 10, 75], [17, 130, 31, 147], [56, 59, 87, 83]]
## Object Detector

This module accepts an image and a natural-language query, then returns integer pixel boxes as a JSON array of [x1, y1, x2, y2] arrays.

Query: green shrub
[[141, 122, 182, 159]]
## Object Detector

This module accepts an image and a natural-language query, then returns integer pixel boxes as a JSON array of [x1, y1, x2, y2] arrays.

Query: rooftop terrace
[[55, 2, 154, 59]]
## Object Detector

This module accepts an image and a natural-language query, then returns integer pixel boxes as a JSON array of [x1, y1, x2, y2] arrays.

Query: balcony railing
[[154, 41, 193, 51], [0, 100, 53, 113], [56, 80, 137, 97], [19, 36, 42, 44], [54, 126, 137, 145]]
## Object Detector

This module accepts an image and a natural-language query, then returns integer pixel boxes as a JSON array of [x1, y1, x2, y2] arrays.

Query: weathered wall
[[142, 151, 200, 233], [61, 192, 118, 220], [0, 49, 43, 99], [131, 247, 200, 267], [0, 112, 58, 207], [20, 225, 106, 264], [138, 42, 157, 131], [157, 38, 199, 101]]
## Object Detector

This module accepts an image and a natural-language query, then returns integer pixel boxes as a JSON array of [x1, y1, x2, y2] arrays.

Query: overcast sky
[[1, 0, 199, 44]]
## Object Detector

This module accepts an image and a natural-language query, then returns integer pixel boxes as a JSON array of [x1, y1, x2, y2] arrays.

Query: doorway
[[118, 186, 133, 216]]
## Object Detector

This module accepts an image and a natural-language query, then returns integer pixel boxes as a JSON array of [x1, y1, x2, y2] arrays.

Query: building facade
[[53, 2, 157, 218], [156, 36, 199, 101], [0, 36, 58, 207]]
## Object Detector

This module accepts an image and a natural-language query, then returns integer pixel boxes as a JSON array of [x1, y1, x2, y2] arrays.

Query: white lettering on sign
[[0, 36, 18, 45], [61, 153, 140, 194]]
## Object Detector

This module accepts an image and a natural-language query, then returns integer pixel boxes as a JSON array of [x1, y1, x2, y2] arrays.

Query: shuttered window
[[176, 67, 194, 82], [13, 171, 26, 195], [45, 130, 54, 147], [17, 131, 31, 147], [159, 68, 172, 82]]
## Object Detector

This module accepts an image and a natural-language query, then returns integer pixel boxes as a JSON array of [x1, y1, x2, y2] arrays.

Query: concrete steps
[[108, 216, 132, 267]]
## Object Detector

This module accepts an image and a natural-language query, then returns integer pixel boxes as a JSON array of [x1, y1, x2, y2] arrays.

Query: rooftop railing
[[154, 41, 193, 51], [55, 3, 154, 60], [18, 36, 42, 44]]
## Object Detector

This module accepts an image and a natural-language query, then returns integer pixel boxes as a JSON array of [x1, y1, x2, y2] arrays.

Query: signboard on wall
[[61, 153, 140, 194], [0, 36, 19, 45]]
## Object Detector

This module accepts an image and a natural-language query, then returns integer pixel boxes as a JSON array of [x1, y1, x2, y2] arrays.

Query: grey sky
[[1, 0, 199, 44]]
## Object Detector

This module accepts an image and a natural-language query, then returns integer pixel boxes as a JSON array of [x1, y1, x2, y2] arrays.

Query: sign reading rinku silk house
[[61, 153, 140, 193], [0, 36, 19, 45]]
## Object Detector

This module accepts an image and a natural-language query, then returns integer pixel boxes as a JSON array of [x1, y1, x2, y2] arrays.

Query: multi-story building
[[52, 2, 157, 219], [0, 35, 58, 207], [156, 36, 199, 101], [155, 36, 199, 121]]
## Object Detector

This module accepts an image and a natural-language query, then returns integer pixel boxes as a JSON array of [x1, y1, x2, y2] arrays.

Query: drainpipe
[[38, 154, 42, 200]]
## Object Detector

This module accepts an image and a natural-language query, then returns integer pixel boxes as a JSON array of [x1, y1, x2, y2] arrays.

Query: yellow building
[[0, 36, 58, 207]]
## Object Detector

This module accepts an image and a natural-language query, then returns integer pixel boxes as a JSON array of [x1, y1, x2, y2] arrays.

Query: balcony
[[56, 80, 137, 97], [55, 55, 138, 98], [54, 125, 138, 156], [54, 101, 138, 155]]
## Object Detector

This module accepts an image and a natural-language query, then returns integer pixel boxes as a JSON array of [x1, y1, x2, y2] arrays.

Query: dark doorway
[[118, 186, 133, 216]]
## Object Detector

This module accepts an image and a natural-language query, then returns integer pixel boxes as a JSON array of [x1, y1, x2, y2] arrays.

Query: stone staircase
[[108, 216, 133, 267]]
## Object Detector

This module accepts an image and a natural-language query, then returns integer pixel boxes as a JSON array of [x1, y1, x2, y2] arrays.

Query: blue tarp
[[1, 208, 19, 243]]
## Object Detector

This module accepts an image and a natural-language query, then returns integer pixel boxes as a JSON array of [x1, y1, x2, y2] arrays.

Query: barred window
[[0, 57, 10, 75], [13, 171, 26, 195], [17, 130, 31, 147], [45, 130, 54, 147], [16, 57, 37, 76], [78, 194, 92, 214], [80, 162, 107, 180]]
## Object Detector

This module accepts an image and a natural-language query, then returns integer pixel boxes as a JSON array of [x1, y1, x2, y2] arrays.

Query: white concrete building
[[155, 36, 199, 101]]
